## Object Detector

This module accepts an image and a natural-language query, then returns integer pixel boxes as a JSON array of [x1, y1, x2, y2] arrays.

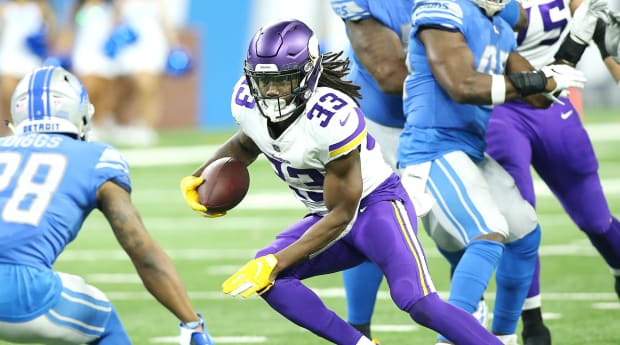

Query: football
[[197, 157, 250, 214]]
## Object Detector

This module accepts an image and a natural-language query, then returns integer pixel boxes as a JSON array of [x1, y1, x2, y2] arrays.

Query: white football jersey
[[516, 0, 572, 68], [230, 77, 393, 215]]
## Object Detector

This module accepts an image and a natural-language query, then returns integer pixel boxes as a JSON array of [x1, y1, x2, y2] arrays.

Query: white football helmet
[[472, 0, 510, 17], [10, 66, 94, 140]]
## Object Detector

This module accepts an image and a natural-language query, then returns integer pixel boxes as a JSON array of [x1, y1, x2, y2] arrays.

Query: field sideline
[[2, 117, 618, 345]]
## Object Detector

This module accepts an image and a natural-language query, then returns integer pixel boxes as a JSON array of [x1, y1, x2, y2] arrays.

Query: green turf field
[[7, 108, 619, 345]]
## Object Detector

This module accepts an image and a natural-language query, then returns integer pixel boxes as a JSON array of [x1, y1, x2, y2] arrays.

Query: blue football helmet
[[10, 66, 94, 140], [244, 19, 323, 123]]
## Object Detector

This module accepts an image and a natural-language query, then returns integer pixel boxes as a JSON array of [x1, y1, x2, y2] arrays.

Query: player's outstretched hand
[[179, 314, 215, 345], [180, 175, 225, 218], [570, 0, 608, 44], [540, 64, 587, 104], [222, 254, 278, 298]]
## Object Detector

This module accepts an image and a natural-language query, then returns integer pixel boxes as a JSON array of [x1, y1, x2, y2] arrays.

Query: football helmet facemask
[[472, 0, 510, 17]]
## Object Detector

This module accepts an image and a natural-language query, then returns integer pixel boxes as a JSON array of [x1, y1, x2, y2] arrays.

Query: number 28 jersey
[[0, 134, 131, 269], [230, 77, 393, 215]]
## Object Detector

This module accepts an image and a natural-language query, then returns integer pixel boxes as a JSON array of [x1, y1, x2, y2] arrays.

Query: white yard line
[[66, 241, 601, 263], [120, 122, 620, 168], [102, 289, 618, 302], [151, 336, 267, 344]]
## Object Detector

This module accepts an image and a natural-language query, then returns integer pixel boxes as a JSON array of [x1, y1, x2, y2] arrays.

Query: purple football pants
[[487, 99, 620, 298], [255, 175, 502, 345]]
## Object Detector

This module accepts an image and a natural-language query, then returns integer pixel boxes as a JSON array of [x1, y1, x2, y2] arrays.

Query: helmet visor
[[246, 68, 301, 100]]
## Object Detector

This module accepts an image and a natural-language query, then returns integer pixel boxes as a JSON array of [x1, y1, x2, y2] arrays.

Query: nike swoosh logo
[[561, 110, 573, 120], [340, 113, 351, 126]]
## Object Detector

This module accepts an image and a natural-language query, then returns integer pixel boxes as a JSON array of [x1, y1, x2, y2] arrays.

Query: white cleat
[[472, 299, 489, 328], [497, 333, 519, 345]]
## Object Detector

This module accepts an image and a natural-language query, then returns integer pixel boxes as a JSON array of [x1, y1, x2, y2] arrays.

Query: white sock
[[355, 336, 375, 345], [497, 334, 518, 345], [522, 294, 542, 310]]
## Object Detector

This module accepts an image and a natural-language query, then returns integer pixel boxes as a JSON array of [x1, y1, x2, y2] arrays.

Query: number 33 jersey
[[230, 77, 393, 215]]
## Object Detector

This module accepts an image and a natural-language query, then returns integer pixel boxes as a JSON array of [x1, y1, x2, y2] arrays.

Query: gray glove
[[605, 11, 620, 63], [570, 0, 608, 44]]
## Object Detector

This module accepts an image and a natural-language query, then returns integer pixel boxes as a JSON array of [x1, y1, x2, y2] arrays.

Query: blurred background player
[[70, 0, 119, 141], [182, 18, 505, 345], [567, 6, 620, 119], [397, 0, 586, 343], [0, 66, 214, 345], [112, 0, 179, 146], [0, 0, 55, 136], [488, 0, 620, 344], [330, 0, 410, 340]]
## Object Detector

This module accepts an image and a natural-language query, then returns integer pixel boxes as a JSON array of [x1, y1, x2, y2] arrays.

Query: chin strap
[[4, 120, 15, 135]]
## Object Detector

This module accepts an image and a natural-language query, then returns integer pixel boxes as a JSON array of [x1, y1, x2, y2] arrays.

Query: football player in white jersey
[[181, 19, 503, 345], [0, 66, 214, 345]]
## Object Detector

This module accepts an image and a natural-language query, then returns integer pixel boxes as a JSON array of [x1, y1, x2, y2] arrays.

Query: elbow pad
[[554, 35, 588, 66]]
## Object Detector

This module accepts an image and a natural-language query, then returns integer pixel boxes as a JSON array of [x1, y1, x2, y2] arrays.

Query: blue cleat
[[190, 331, 215, 345]]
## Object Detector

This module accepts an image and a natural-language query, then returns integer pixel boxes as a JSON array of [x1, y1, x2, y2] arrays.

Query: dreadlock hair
[[318, 51, 362, 104]]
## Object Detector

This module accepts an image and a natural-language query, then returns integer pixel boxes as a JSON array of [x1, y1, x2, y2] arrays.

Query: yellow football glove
[[180, 175, 225, 218], [222, 254, 278, 298]]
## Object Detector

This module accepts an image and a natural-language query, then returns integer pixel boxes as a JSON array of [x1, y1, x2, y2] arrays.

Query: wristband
[[491, 74, 506, 104], [554, 34, 588, 66], [507, 71, 547, 96]]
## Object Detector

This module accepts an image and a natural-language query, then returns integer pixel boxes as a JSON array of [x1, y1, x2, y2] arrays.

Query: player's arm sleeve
[[411, 0, 465, 36], [330, 0, 371, 21], [498, 0, 524, 31], [93, 146, 132, 194], [320, 106, 368, 165]]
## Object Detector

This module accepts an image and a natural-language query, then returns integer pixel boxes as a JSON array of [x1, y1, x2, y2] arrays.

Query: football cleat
[[472, 299, 489, 328], [190, 331, 215, 345]]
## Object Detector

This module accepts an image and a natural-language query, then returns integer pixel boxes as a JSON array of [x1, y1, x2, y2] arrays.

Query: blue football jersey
[[331, 0, 413, 128], [398, 0, 516, 166], [0, 133, 131, 268], [0, 133, 130, 321]]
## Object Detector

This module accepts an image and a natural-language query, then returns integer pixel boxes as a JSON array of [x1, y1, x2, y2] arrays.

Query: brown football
[[197, 157, 250, 214]]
